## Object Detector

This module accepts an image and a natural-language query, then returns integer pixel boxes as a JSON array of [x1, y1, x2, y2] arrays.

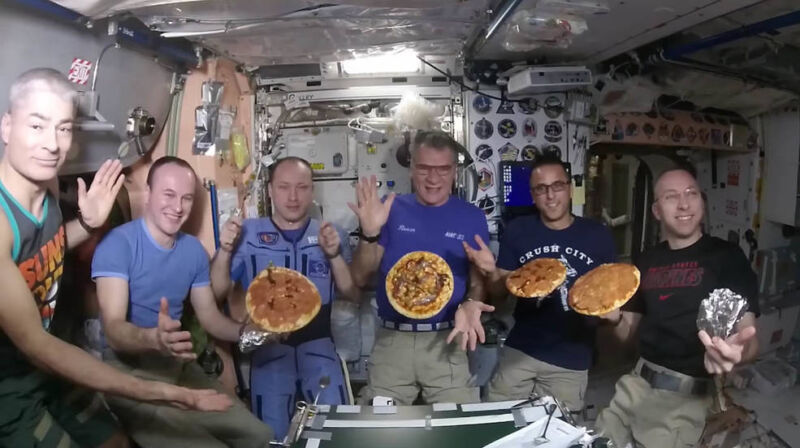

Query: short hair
[[8, 68, 77, 114], [656, 163, 698, 184], [410, 130, 462, 164], [146, 156, 197, 187], [268, 156, 314, 183], [530, 153, 569, 179]]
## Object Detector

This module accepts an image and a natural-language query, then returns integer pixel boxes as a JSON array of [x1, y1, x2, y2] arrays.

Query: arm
[[347, 175, 393, 288], [67, 160, 125, 250], [699, 312, 758, 374], [318, 222, 360, 302], [0, 215, 228, 410], [96, 277, 158, 353], [210, 216, 242, 300], [190, 286, 243, 342], [603, 309, 643, 346], [462, 234, 511, 301]]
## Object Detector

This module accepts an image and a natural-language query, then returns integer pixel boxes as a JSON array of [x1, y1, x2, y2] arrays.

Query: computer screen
[[500, 161, 535, 208]]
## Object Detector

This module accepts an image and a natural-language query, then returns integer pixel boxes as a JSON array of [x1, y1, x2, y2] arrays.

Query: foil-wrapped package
[[238, 323, 280, 354], [696, 288, 749, 339]]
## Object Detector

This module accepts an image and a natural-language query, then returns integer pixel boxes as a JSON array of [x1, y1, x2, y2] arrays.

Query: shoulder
[[576, 216, 613, 238], [505, 214, 540, 234], [99, 220, 138, 248]]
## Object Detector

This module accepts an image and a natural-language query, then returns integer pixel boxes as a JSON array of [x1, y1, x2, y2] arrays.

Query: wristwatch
[[358, 229, 380, 243]]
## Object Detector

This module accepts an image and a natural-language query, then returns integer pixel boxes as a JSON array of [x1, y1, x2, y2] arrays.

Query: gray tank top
[[0, 181, 64, 377]]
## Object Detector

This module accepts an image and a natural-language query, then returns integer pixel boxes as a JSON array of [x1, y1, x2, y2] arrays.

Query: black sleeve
[[719, 244, 760, 317], [622, 258, 646, 314]]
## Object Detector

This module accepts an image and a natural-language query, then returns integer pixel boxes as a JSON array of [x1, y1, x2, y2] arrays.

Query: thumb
[[474, 234, 490, 251], [159, 298, 170, 320], [77, 178, 87, 200], [729, 325, 756, 346], [479, 303, 496, 312]]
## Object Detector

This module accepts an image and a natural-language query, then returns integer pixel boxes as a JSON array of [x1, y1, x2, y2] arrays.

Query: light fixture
[[341, 50, 421, 75]]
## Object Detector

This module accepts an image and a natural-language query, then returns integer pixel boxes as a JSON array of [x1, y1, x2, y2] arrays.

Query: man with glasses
[[595, 167, 758, 448], [349, 130, 493, 405], [464, 154, 617, 412]]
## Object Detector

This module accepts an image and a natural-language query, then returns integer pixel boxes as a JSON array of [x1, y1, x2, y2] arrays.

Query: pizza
[[505, 258, 567, 298], [568, 263, 640, 316], [246, 266, 321, 332], [386, 251, 454, 319]]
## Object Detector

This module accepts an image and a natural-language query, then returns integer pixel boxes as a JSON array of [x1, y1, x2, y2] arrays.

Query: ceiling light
[[341, 50, 421, 75]]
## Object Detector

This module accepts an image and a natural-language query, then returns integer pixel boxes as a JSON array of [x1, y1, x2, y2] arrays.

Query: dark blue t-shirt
[[377, 194, 490, 324], [498, 215, 616, 371]]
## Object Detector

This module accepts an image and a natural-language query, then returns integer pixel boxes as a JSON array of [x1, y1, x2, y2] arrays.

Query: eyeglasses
[[657, 188, 701, 205], [413, 163, 455, 177], [531, 180, 569, 196]]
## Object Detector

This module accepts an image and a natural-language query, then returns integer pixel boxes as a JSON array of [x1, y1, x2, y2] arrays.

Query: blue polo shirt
[[376, 194, 490, 324], [498, 214, 616, 371]]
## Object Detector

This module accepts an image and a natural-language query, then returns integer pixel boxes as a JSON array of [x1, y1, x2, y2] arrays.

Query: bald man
[[595, 167, 759, 448]]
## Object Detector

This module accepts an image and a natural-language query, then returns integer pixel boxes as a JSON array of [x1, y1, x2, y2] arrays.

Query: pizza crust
[[386, 251, 454, 319], [568, 263, 640, 316], [246, 266, 322, 332], [505, 258, 567, 298]]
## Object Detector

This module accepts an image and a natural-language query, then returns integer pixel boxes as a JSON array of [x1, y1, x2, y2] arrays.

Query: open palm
[[77, 159, 125, 228], [347, 175, 394, 236]]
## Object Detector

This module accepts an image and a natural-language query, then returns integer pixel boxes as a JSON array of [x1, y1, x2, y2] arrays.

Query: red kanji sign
[[68, 58, 93, 85]]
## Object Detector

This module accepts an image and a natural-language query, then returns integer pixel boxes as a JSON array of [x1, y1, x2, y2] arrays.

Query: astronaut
[[210, 156, 359, 440]]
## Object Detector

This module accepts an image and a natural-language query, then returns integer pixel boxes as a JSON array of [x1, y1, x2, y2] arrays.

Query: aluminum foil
[[696, 288, 749, 339], [238, 323, 279, 354]]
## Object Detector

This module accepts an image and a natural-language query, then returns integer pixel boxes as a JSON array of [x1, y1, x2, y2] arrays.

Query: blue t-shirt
[[92, 218, 210, 328], [230, 218, 352, 345], [377, 194, 490, 324], [498, 215, 616, 371]]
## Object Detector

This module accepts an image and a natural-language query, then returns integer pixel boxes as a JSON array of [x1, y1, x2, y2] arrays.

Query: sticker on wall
[[658, 124, 669, 142], [727, 159, 740, 186], [474, 118, 494, 140], [612, 120, 624, 140], [498, 119, 518, 139], [478, 196, 496, 216], [499, 143, 520, 161], [472, 95, 493, 114], [544, 96, 563, 118], [671, 125, 684, 143], [725, 199, 739, 217], [691, 112, 704, 123], [625, 122, 639, 137], [523, 118, 537, 138], [68, 58, 93, 85], [643, 123, 655, 139], [544, 121, 563, 142], [496, 100, 515, 114], [711, 129, 723, 145], [475, 144, 494, 161], [522, 145, 539, 161], [543, 145, 562, 159], [686, 126, 697, 143], [478, 168, 494, 191], [698, 128, 709, 144], [518, 98, 538, 115]]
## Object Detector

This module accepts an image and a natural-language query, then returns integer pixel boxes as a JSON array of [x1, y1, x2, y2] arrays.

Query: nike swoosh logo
[[658, 294, 673, 301]]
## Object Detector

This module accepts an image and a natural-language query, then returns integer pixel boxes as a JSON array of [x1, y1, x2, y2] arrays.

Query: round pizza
[[505, 258, 567, 298], [568, 263, 640, 316], [246, 266, 321, 332], [386, 251, 454, 319]]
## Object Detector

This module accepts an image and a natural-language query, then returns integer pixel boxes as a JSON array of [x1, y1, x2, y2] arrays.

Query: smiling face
[[652, 169, 704, 245], [1, 88, 74, 183], [410, 144, 456, 207], [144, 163, 196, 238], [530, 163, 571, 227]]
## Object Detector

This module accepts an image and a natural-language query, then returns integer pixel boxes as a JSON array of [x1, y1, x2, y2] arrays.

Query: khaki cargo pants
[[105, 353, 273, 448], [358, 327, 479, 405], [485, 346, 588, 412], [595, 359, 713, 448]]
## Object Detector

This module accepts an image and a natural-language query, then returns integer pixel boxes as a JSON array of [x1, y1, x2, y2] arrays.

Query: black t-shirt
[[623, 234, 759, 377]]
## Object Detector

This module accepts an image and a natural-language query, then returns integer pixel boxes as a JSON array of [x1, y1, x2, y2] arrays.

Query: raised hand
[[78, 159, 125, 229], [347, 175, 394, 237], [318, 222, 342, 259], [219, 216, 243, 253], [447, 300, 496, 351], [462, 235, 497, 277], [156, 298, 195, 360], [699, 326, 757, 374]]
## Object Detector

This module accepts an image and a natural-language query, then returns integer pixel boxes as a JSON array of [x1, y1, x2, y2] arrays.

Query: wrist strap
[[358, 229, 380, 243], [77, 212, 98, 234]]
